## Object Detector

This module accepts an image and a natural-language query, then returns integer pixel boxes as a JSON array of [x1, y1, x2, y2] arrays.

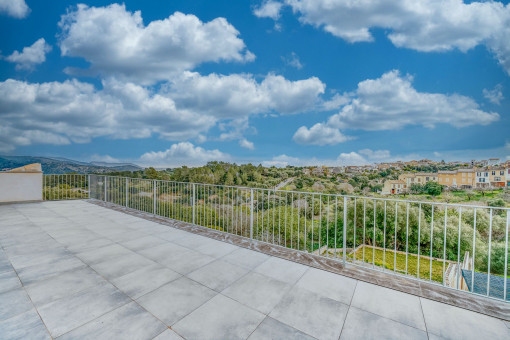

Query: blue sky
[[0, 0, 509, 167]]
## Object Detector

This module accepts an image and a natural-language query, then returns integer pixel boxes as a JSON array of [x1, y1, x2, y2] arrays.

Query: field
[[349, 246, 447, 283]]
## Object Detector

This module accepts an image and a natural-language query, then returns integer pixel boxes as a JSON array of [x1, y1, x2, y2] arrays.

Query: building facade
[[438, 169, 475, 189], [475, 168, 507, 188], [381, 180, 406, 195]]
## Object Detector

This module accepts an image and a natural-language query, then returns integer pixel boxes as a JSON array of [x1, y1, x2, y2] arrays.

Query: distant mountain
[[0, 156, 143, 174]]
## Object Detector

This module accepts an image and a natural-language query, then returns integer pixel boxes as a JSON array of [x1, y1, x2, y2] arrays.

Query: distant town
[[301, 158, 510, 195]]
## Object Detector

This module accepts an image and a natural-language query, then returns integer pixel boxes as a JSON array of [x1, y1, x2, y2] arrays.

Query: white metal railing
[[45, 174, 510, 302], [43, 174, 89, 200]]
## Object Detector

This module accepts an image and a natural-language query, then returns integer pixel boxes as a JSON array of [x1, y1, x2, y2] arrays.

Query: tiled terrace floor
[[0, 201, 509, 340]]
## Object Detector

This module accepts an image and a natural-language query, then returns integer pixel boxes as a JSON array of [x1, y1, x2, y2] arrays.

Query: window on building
[[500, 171, 504, 175], [492, 171, 496, 175]]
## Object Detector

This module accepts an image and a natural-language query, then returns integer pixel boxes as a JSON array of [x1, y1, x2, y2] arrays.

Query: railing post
[[192, 183, 196, 224], [343, 196, 347, 265], [104, 176, 107, 202], [250, 188, 254, 240], [87, 174, 90, 199], [153, 179, 156, 215], [125, 177, 128, 207]]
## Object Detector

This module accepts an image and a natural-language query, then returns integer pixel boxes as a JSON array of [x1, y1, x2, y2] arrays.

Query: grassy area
[[389, 189, 508, 204], [349, 246, 447, 283]]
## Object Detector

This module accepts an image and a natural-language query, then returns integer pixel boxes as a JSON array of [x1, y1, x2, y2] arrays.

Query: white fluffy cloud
[[262, 148, 392, 167], [262, 154, 301, 167], [483, 84, 504, 105], [336, 152, 369, 166], [253, 1, 283, 20], [0, 0, 29, 18], [282, 52, 303, 69], [358, 149, 391, 160], [293, 123, 352, 145], [140, 142, 230, 167], [294, 70, 498, 145], [0, 68, 326, 151], [59, 4, 255, 84], [239, 139, 255, 150], [5, 38, 52, 70], [166, 71, 325, 117], [261, 0, 510, 75], [0, 78, 215, 152], [328, 70, 499, 130]]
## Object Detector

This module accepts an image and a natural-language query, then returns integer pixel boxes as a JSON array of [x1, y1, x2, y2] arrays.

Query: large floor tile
[[8, 248, 71, 270], [76, 244, 133, 265], [25, 267, 106, 307], [120, 235, 168, 252], [295, 268, 357, 305], [421, 298, 510, 339], [153, 329, 185, 340], [89, 253, 156, 280], [138, 243, 192, 263], [37, 281, 130, 338], [340, 307, 428, 340], [187, 259, 249, 291], [248, 317, 316, 340], [222, 272, 292, 314], [187, 237, 239, 258], [58, 302, 167, 340], [0, 309, 50, 340], [111, 263, 181, 299], [0, 258, 13, 274], [173, 294, 265, 340], [269, 286, 348, 340], [0, 270, 22, 294], [350, 281, 426, 331], [136, 276, 216, 326], [253, 257, 308, 285], [16, 256, 86, 285], [160, 249, 215, 275], [221, 247, 270, 270], [0, 288, 34, 321]]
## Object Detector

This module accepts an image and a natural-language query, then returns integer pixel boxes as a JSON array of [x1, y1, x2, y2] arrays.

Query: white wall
[[0, 172, 43, 202]]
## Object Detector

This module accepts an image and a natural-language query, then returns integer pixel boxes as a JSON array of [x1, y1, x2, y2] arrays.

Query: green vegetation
[[84, 178, 508, 279], [349, 246, 446, 282]]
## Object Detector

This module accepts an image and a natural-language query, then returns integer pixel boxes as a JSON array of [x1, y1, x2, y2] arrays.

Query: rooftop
[[1, 200, 509, 339]]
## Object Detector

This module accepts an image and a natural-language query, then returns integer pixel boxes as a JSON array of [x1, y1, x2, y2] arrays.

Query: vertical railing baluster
[[487, 209, 493, 297], [373, 200, 376, 268], [456, 207, 462, 289], [363, 199, 366, 264], [405, 203, 409, 275], [430, 205, 434, 281], [504, 210, 509, 301], [250, 188, 254, 240], [471, 209, 477, 292], [418, 203, 422, 279], [343, 196, 347, 265], [442, 207, 448, 286], [394, 201, 398, 273], [383, 201, 387, 271]]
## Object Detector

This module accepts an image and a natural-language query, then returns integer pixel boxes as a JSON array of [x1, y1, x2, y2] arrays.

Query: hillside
[[0, 156, 142, 174]]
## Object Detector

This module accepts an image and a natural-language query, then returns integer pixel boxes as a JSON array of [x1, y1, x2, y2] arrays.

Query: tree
[[144, 167, 159, 179], [465, 189, 474, 201], [424, 181, 442, 196]]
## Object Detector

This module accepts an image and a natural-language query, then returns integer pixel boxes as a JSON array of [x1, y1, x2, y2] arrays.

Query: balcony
[[0, 174, 509, 339]]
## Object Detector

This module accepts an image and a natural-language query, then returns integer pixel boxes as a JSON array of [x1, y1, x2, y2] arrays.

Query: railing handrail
[[44, 174, 509, 211]]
